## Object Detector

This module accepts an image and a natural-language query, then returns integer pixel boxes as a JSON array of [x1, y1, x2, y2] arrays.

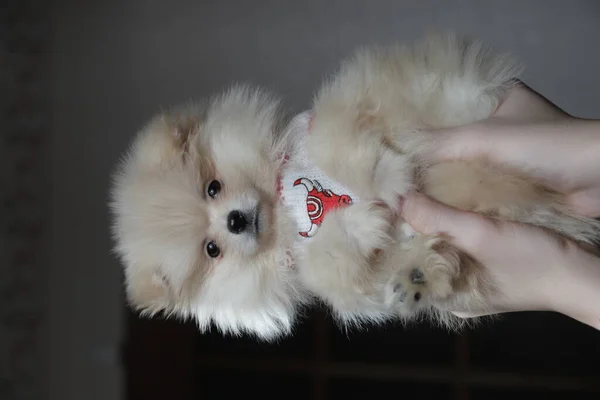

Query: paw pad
[[393, 284, 407, 302], [410, 268, 425, 285]]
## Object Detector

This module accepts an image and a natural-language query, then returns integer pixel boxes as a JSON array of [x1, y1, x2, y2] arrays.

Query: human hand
[[400, 191, 600, 330], [420, 81, 600, 218]]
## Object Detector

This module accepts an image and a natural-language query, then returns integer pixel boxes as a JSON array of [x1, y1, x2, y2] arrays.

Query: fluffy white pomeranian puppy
[[110, 34, 600, 340]]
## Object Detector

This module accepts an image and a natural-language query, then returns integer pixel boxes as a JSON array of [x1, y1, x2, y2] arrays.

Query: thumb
[[400, 191, 489, 251]]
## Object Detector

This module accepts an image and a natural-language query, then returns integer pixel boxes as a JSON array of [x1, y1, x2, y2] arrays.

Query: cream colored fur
[[110, 89, 309, 340], [305, 33, 600, 328], [110, 33, 600, 340]]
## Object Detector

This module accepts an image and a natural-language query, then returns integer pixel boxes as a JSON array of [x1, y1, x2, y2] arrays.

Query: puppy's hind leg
[[383, 227, 465, 323]]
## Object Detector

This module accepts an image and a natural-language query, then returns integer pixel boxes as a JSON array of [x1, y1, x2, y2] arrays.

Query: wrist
[[570, 118, 600, 190], [550, 244, 600, 330]]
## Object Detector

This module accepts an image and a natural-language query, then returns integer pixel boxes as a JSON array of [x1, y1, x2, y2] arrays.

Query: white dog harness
[[278, 112, 361, 240]]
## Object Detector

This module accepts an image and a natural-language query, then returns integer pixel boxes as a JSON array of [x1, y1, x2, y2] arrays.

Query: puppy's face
[[110, 86, 299, 340]]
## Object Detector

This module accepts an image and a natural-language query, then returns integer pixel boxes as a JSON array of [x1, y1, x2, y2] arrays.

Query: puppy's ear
[[125, 266, 172, 315], [171, 118, 197, 152], [165, 105, 207, 153]]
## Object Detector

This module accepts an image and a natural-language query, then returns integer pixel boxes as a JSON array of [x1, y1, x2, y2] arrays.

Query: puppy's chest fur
[[278, 112, 362, 244]]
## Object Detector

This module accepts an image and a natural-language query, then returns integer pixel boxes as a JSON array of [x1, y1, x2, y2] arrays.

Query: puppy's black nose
[[227, 210, 248, 234]]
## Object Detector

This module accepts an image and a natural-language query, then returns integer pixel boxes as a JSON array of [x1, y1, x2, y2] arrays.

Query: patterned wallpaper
[[2, 1, 51, 399]]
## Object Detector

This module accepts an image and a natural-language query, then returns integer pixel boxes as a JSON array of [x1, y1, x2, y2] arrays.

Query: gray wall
[[48, 1, 600, 399]]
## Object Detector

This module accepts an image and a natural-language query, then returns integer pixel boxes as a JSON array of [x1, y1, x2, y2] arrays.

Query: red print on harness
[[293, 177, 353, 237]]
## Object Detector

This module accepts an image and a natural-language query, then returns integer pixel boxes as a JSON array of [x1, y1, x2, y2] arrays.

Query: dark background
[[3, 1, 600, 399]]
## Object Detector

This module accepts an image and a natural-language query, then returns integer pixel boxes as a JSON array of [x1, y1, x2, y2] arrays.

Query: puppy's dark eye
[[207, 180, 221, 198], [206, 241, 220, 258]]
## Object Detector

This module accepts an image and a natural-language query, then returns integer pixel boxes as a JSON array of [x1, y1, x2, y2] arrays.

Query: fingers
[[412, 126, 469, 162], [452, 310, 495, 319], [493, 81, 571, 121], [417, 82, 572, 164], [400, 191, 493, 252], [414, 123, 491, 165], [566, 189, 600, 218]]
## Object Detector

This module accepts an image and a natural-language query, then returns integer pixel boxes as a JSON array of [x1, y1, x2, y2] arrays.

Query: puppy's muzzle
[[227, 210, 248, 234]]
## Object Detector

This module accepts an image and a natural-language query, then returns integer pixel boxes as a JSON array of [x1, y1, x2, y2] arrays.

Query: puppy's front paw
[[340, 201, 395, 259]]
